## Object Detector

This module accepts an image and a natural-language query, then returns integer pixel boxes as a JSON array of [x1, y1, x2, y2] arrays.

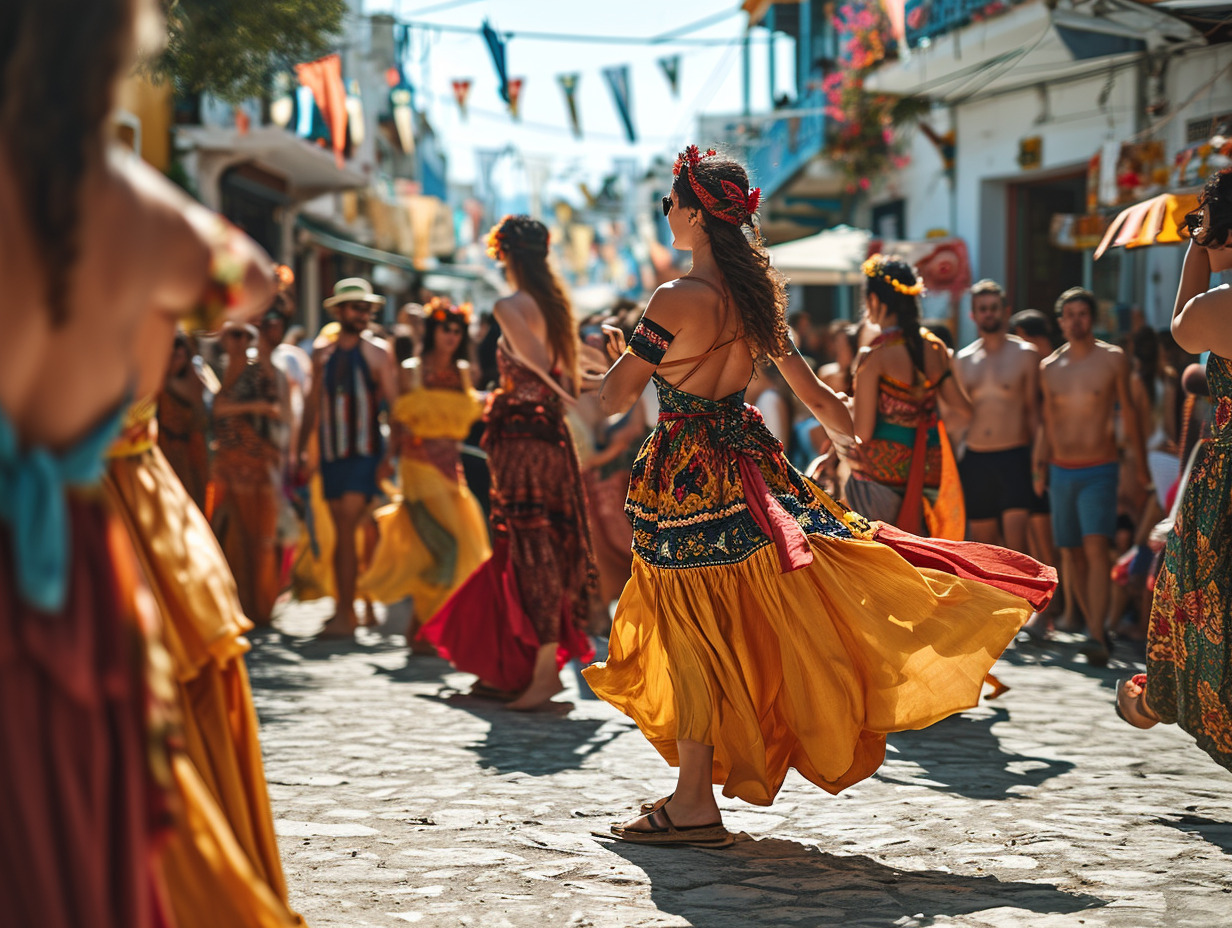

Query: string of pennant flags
[[464, 19, 682, 143], [283, 18, 693, 157]]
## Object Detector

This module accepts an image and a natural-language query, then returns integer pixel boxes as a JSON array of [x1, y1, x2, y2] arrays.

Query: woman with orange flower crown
[[843, 254, 971, 540], [358, 297, 492, 638], [418, 216, 598, 710], [582, 146, 1055, 847]]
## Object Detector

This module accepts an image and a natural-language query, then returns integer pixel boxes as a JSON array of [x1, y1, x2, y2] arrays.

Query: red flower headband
[[673, 145, 761, 227], [426, 296, 473, 324]]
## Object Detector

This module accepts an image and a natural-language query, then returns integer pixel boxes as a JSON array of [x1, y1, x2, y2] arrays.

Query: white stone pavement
[[252, 599, 1232, 928]]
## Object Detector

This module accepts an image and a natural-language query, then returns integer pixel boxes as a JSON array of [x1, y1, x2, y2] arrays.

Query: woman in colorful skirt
[[1118, 168, 1232, 772], [359, 297, 491, 635], [420, 216, 597, 711], [158, 332, 212, 510], [105, 399, 305, 927], [0, 2, 275, 921], [583, 146, 1055, 847], [843, 256, 970, 541]]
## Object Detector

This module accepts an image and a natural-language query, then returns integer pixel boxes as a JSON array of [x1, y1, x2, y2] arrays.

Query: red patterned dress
[[419, 345, 597, 691], [1145, 352, 1232, 771]]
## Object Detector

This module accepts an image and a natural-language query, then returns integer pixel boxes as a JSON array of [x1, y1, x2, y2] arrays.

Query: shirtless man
[[954, 280, 1040, 552], [1036, 287, 1147, 666], [298, 278, 399, 638]]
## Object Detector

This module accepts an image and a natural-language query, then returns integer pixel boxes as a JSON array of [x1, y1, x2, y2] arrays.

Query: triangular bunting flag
[[508, 77, 524, 121], [602, 65, 636, 144], [557, 73, 582, 138], [658, 55, 681, 97], [452, 79, 472, 120]]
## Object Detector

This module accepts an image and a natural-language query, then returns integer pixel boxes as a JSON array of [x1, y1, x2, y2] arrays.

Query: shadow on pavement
[[605, 835, 1103, 928], [1156, 814, 1232, 855], [881, 707, 1075, 800], [415, 689, 636, 778]]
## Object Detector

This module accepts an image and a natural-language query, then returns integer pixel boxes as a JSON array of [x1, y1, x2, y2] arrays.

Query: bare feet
[[619, 795, 722, 833], [315, 615, 356, 640], [983, 672, 1010, 700], [468, 681, 519, 702], [506, 677, 564, 711]]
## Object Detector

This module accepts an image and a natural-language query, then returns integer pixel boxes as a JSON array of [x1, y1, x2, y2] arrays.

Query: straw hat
[[323, 277, 387, 308]]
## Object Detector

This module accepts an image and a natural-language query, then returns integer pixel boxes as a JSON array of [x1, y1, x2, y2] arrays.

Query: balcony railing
[[904, 0, 1025, 48], [735, 87, 828, 202]]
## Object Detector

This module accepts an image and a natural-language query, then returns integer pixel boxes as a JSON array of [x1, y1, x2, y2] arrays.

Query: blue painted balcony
[[904, 0, 1026, 48], [741, 86, 828, 201]]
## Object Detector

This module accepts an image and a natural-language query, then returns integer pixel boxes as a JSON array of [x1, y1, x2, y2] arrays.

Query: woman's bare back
[[652, 277, 751, 400], [0, 150, 268, 449]]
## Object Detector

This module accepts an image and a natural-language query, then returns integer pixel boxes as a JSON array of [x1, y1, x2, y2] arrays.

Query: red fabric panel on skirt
[[872, 522, 1058, 612], [419, 537, 595, 693]]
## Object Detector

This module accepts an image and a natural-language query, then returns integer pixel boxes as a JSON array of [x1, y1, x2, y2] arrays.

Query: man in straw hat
[[298, 278, 399, 638]]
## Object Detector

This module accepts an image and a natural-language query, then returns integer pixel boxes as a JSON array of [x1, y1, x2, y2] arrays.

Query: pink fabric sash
[[738, 454, 814, 573]]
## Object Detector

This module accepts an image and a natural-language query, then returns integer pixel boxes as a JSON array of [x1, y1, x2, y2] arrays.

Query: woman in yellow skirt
[[105, 398, 305, 926], [583, 146, 1054, 848], [359, 298, 491, 632]]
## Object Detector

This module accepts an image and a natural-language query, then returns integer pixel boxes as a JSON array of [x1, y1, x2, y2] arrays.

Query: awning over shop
[[178, 125, 366, 205], [767, 226, 870, 285], [1094, 191, 1200, 259], [297, 214, 415, 271]]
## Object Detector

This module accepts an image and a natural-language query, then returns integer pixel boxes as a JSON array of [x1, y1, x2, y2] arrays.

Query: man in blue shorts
[[298, 278, 398, 638], [1036, 288, 1147, 666]]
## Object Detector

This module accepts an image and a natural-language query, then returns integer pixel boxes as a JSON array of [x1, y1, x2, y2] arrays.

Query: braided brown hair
[[672, 150, 790, 360], [1, 0, 137, 327], [863, 254, 927, 373], [489, 215, 579, 394]]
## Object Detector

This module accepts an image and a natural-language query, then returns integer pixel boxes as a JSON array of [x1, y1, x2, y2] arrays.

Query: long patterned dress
[[419, 346, 597, 691], [212, 361, 283, 625], [584, 367, 1053, 806], [1145, 352, 1232, 771], [358, 360, 491, 620]]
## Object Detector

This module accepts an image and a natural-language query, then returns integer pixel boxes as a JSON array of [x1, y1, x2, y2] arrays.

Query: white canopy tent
[[767, 226, 871, 286]]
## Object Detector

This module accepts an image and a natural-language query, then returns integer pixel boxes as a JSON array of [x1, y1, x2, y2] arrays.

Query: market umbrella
[[1094, 190, 1200, 259]]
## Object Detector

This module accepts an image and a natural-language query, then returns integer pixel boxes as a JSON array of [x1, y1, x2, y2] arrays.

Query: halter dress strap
[[657, 275, 741, 388]]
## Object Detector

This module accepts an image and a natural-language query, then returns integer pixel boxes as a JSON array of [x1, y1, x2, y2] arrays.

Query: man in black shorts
[[954, 280, 1042, 552]]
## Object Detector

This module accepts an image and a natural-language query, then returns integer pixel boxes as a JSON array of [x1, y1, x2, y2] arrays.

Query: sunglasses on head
[[661, 195, 672, 217]]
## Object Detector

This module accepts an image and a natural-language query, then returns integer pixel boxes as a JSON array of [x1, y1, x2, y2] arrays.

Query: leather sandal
[[640, 793, 673, 814], [609, 805, 734, 849]]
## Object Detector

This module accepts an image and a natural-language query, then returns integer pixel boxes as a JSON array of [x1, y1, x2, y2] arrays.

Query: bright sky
[[365, 0, 796, 189]]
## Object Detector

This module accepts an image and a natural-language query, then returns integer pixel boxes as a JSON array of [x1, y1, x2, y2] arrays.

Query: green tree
[[154, 0, 347, 104]]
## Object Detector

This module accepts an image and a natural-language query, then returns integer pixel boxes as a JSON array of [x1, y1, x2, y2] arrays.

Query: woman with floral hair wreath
[[844, 254, 970, 539], [418, 217, 598, 710], [582, 146, 1053, 847], [358, 296, 491, 637]]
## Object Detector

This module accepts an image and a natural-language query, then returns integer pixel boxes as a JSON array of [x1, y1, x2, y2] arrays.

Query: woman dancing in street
[[583, 146, 1054, 847], [419, 216, 597, 711], [1117, 168, 1232, 772], [0, 1, 275, 921], [359, 297, 491, 637]]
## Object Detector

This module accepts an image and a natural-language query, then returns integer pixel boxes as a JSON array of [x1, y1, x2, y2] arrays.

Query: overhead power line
[[372, 16, 774, 46]]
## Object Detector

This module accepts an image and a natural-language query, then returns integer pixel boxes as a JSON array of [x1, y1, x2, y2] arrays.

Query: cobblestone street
[[257, 601, 1232, 928]]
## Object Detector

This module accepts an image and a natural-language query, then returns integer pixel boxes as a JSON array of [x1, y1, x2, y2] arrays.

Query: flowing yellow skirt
[[358, 459, 491, 619], [583, 535, 1031, 806], [105, 448, 304, 927]]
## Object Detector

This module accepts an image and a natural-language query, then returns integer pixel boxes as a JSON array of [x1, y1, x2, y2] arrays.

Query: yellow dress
[[358, 361, 490, 620], [584, 375, 1049, 806], [104, 398, 305, 927]]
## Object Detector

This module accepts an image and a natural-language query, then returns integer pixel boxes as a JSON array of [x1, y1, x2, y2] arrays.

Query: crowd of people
[[2, 0, 1230, 920]]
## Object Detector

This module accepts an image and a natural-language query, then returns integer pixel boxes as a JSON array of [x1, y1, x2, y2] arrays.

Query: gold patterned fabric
[[1145, 353, 1232, 771]]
